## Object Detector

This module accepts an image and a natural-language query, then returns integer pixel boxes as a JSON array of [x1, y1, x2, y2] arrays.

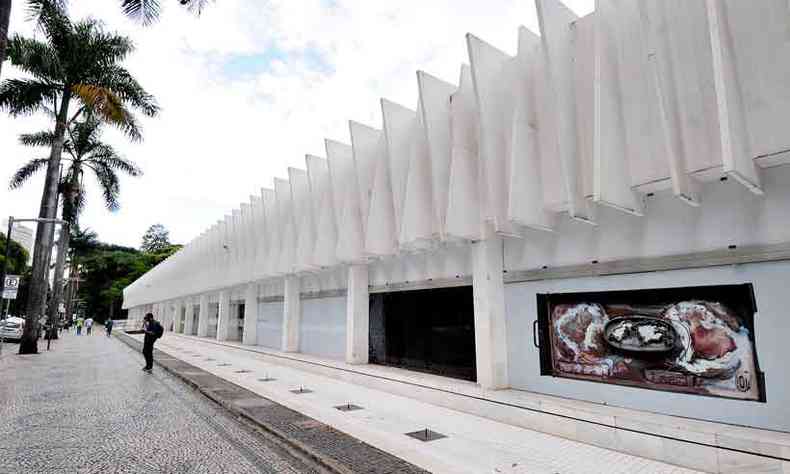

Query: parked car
[[0, 317, 26, 342]]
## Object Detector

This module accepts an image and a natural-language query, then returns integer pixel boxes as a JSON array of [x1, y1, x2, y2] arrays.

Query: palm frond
[[9, 158, 49, 189], [26, 0, 69, 21], [19, 130, 58, 148], [71, 84, 143, 141], [120, 0, 161, 26], [97, 65, 159, 117], [30, 0, 73, 55], [89, 144, 143, 177], [91, 162, 121, 211], [182, 0, 213, 15], [4, 36, 62, 81], [0, 78, 59, 117]]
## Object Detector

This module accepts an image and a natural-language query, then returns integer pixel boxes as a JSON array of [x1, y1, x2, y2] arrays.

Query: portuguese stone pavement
[[0, 332, 318, 474]]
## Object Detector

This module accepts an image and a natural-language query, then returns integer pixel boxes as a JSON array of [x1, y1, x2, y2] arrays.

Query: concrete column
[[346, 264, 369, 364], [281, 275, 301, 352], [170, 301, 181, 332], [184, 299, 195, 335], [216, 290, 231, 341], [242, 283, 258, 345], [197, 294, 209, 337], [471, 235, 509, 390]]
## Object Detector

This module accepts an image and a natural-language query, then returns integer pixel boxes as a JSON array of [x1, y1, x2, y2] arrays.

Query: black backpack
[[152, 321, 164, 339]]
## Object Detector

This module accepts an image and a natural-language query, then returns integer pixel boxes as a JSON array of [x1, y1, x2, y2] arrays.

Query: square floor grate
[[334, 403, 363, 412], [405, 429, 447, 442], [289, 388, 313, 394]]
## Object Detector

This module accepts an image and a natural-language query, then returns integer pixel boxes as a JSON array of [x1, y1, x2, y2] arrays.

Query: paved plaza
[[139, 333, 701, 474], [0, 332, 319, 474]]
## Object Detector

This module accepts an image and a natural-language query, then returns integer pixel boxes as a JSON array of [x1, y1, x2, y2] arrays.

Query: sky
[[0, 0, 593, 249]]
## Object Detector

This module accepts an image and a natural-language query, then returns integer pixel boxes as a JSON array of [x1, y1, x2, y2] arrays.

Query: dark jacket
[[143, 320, 162, 346]]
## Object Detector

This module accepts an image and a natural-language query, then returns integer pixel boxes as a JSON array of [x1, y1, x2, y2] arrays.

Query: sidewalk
[[0, 332, 319, 473], [137, 333, 701, 474]]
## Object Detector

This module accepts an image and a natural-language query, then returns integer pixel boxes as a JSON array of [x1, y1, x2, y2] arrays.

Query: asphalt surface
[[0, 331, 319, 474]]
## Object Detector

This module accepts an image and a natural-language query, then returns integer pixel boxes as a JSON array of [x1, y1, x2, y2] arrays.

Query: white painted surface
[[216, 291, 231, 342], [300, 296, 347, 361], [256, 301, 283, 350], [345, 264, 369, 364], [242, 284, 258, 345], [282, 275, 301, 352], [472, 234, 509, 389]]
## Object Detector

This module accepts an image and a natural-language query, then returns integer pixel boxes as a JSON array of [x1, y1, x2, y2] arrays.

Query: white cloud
[[0, 0, 593, 248]]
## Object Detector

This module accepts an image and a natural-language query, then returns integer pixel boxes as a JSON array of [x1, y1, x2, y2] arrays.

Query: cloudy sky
[[0, 0, 593, 248]]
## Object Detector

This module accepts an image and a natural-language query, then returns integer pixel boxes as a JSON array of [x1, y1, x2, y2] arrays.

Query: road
[[0, 331, 319, 474]]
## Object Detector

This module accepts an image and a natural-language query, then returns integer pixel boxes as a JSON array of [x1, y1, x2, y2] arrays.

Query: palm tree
[[11, 114, 143, 327], [1, 0, 211, 80], [0, 3, 157, 353], [62, 226, 96, 324]]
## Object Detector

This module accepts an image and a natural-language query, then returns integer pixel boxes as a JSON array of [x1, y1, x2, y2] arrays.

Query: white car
[[0, 317, 25, 342]]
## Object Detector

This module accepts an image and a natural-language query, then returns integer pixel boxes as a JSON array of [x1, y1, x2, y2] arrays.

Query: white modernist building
[[125, 1, 790, 470]]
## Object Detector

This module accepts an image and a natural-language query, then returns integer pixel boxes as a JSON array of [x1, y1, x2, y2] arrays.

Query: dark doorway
[[369, 286, 476, 382]]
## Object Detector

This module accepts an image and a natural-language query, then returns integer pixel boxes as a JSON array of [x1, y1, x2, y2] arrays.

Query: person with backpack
[[141, 313, 164, 372], [105, 318, 114, 337]]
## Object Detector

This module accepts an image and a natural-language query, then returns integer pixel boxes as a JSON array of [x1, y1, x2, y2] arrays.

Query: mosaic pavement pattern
[[0, 333, 318, 474]]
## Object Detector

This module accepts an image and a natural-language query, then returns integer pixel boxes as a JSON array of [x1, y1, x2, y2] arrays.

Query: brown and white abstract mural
[[536, 284, 765, 401]]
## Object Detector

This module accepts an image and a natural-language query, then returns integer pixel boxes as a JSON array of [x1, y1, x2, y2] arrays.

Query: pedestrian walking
[[105, 319, 114, 337], [141, 313, 164, 372], [85, 317, 94, 335], [75, 317, 84, 336]]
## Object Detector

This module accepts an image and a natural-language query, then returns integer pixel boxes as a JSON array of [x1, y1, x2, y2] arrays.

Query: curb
[[116, 333, 349, 474]]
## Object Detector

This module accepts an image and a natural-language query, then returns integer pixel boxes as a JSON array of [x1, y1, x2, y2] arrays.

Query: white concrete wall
[[300, 296, 347, 360], [256, 301, 284, 350], [504, 260, 790, 431]]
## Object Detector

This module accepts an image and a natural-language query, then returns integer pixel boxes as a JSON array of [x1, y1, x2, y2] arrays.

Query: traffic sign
[[3, 275, 20, 289], [2, 275, 20, 300]]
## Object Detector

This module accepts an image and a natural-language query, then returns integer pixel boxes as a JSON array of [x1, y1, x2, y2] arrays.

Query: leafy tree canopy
[[0, 232, 29, 276], [140, 223, 170, 253]]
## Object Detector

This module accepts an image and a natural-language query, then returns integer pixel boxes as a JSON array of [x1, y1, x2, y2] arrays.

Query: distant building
[[1, 219, 35, 264]]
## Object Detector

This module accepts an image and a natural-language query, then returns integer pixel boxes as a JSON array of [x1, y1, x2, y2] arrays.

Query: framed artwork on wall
[[536, 284, 765, 402]]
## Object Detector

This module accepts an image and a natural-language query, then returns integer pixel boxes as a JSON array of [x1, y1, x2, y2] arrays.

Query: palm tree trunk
[[46, 222, 69, 339], [20, 88, 71, 354], [0, 0, 10, 79], [64, 259, 77, 322]]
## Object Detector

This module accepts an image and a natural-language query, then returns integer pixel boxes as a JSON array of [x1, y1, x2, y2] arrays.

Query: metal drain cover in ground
[[405, 429, 447, 442], [334, 403, 363, 412]]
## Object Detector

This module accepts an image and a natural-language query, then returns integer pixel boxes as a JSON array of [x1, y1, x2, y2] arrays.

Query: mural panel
[[536, 284, 764, 401]]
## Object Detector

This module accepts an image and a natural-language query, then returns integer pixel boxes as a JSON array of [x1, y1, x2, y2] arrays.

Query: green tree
[[0, 232, 29, 317], [10, 115, 142, 324], [0, 3, 158, 353], [140, 223, 171, 253], [0, 232, 29, 276]]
